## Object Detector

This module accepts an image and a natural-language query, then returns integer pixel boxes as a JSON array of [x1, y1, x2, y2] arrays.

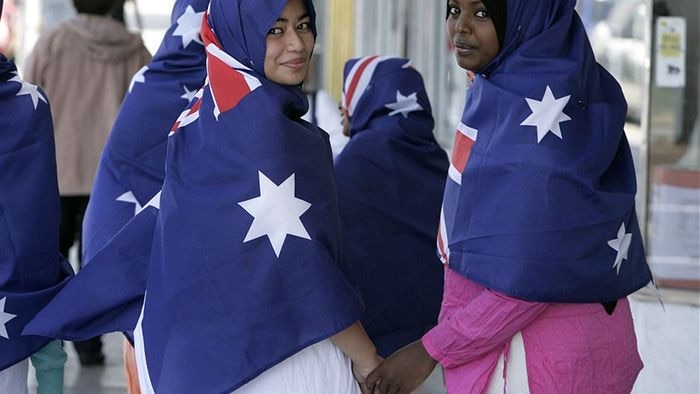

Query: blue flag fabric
[[22, 0, 208, 341], [82, 0, 208, 264], [134, 1, 361, 392], [439, 0, 652, 303], [0, 55, 73, 370], [24, 195, 160, 341], [335, 56, 448, 357]]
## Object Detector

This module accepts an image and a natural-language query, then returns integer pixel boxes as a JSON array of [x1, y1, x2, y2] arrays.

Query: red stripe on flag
[[190, 97, 202, 113], [200, 13, 222, 48], [208, 55, 251, 114], [451, 131, 475, 173], [344, 56, 378, 111]]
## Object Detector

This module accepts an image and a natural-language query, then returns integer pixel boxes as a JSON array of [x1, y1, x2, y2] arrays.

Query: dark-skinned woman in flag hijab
[[335, 57, 448, 359], [131, 0, 381, 393], [0, 4, 73, 390], [367, 0, 652, 393]]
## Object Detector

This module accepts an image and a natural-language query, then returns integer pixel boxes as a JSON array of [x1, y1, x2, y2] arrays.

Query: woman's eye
[[267, 27, 283, 36], [448, 6, 460, 16], [297, 21, 311, 32], [475, 10, 489, 18]]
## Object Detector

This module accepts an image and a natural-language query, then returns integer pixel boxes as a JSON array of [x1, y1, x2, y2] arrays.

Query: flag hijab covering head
[[441, 0, 652, 303], [136, 0, 360, 392], [0, 54, 73, 369], [335, 56, 448, 356], [21, 0, 209, 343], [82, 0, 209, 264]]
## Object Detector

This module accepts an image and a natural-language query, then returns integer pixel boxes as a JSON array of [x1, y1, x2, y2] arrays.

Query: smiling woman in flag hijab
[[335, 56, 448, 358], [0, 8, 73, 390], [367, 0, 652, 393], [131, 0, 380, 393]]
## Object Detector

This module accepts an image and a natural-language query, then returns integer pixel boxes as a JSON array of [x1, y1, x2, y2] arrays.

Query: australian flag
[[440, 0, 652, 303], [335, 56, 448, 357], [23, 0, 208, 341], [82, 0, 208, 264], [134, 2, 360, 392], [0, 55, 73, 370]]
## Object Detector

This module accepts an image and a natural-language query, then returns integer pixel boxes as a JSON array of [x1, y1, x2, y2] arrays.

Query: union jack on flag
[[437, 0, 652, 303]]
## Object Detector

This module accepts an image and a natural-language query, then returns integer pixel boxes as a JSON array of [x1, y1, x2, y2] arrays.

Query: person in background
[[23, 0, 151, 367], [0, 11, 73, 391], [367, 0, 652, 392], [111, 0, 127, 25], [335, 56, 448, 360]]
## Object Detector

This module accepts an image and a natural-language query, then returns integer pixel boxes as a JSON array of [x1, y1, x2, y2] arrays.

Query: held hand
[[366, 340, 437, 394], [353, 355, 383, 394]]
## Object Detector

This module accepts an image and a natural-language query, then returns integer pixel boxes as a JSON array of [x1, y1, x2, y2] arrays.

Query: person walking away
[[335, 56, 448, 359], [23, 0, 151, 366], [0, 25, 73, 392]]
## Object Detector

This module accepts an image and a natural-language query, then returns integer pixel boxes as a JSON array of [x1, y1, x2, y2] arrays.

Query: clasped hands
[[355, 340, 437, 394]]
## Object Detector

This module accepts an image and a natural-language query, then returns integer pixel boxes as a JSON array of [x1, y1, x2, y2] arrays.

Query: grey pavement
[[28, 333, 127, 394]]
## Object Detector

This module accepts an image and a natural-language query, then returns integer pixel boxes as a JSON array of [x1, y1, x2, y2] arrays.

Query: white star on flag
[[181, 85, 197, 102], [117, 191, 142, 216], [129, 66, 149, 93], [117, 191, 161, 216], [172, 5, 204, 48], [521, 85, 571, 143], [140, 191, 161, 212], [386, 91, 423, 118], [238, 172, 312, 258], [9, 74, 47, 109], [0, 297, 17, 340], [608, 222, 633, 274]]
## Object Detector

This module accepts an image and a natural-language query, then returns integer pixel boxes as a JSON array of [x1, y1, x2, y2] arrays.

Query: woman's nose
[[286, 30, 304, 51], [455, 14, 472, 34]]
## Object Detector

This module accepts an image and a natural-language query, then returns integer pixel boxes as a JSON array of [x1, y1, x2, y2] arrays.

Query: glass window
[[647, 0, 699, 289]]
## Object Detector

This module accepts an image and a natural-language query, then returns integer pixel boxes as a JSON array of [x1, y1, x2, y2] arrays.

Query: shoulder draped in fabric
[[133, 1, 360, 392], [23, 0, 210, 343], [0, 54, 73, 370], [440, 0, 652, 302], [335, 56, 449, 356]]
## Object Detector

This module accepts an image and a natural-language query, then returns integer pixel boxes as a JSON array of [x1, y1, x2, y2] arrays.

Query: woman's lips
[[281, 58, 307, 71], [454, 41, 477, 55]]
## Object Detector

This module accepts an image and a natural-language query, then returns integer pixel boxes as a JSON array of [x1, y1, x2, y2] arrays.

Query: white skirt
[[135, 301, 360, 394], [233, 339, 360, 394]]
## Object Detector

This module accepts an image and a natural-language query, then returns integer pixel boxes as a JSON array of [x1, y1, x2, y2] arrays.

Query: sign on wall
[[655, 17, 686, 88]]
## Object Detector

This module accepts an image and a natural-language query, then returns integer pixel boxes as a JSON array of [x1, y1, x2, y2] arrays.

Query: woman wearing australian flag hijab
[[335, 56, 448, 358], [133, 0, 381, 393], [0, 2, 73, 390], [368, 0, 653, 393]]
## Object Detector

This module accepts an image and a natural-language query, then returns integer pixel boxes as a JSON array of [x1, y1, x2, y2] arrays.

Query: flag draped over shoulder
[[22, 0, 208, 341], [0, 55, 73, 370], [439, 0, 652, 303], [335, 56, 448, 357], [82, 0, 208, 264], [134, 1, 360, 392]]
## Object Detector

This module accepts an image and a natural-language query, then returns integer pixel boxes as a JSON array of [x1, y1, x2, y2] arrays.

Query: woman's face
[[264, 0, 315, 86], [446, 0, 500, 72]]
